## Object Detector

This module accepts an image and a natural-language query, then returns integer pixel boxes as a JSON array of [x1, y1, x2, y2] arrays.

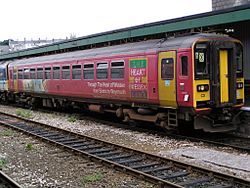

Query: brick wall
[[212, 0, 250, 10]]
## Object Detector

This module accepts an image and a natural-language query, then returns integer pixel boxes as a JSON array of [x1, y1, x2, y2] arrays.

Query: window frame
[[37, 67, 44, 79], [96, 62, 108, 80], [83, 63, 94, 80], [194, 43, 209, 80], [181, 56, 188, 76], [111, 60, 125, 80], [62, 65, 70, 80], [72, 64, 82, 80], [52, 66, 60, 80], [23, 68, 30, 79], [30, 68, 36, 79], [161, 58, 174, 80], [18, 69, 23, 79], [45, 67, 51, 79]]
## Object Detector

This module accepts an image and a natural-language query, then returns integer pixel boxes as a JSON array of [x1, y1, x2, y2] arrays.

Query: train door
[[13, 67, 18, 92], [8, 67, 14, 91], [158, 51, 177, 107], [210, 41, 236, 107], [219, 50, 229, 103], [176, 50, 193, 107]]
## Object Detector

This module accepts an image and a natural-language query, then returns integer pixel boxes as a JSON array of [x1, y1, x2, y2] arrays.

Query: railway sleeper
[[158, 171, 189, 180], [95, 151, 121, 157], [178, 177, 211, 186], [129, 162, 160, 170], [59, 139, 87, 145], [88, 148, 114, 155], [117, 158, 143, 165], [141, 166, 171, 173], [206, 185, 233, 188], [105, 154, 133, 161]]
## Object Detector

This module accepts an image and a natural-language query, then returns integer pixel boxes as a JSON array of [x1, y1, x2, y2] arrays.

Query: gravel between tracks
[[0, 105, 250, 187]]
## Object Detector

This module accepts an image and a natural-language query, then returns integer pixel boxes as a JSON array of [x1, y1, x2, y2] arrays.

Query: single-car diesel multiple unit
[[0, 33, 244, 132]]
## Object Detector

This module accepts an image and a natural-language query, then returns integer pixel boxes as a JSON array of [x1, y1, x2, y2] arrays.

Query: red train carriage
[[5, 33, 244, 132]]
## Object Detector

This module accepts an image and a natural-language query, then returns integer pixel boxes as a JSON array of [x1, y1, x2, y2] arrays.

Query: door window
[[181, 56, 188, 76], [161, 58, 174, 80]]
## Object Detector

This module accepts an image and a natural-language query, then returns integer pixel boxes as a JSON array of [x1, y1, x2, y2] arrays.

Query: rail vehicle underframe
[[0, 89, 243, 133]]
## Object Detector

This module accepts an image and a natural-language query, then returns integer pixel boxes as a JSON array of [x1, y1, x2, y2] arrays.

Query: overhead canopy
[[1, 4, 250, 61]]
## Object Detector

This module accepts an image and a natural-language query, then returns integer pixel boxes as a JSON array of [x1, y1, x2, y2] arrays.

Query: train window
[[13, 72, 17, 80], [72, 65, 81, 80], [37, 68, 43, 79], [236, 43, 243, 77], [0, 69, 6, 80], [96, 62, 108, 79], [111, 61, 124, 79], [62, 66, 70, 80], [30, 68, 36, 79], [45, 67, 51, 79], [24, 69, 30, 79], [18, 69, 23, 79], [181, 56, 188, 76], [53, 67, 60, 79], [195, 43, 209, 79], [161, 58, 174, 80], [84, 64, 94, 80]]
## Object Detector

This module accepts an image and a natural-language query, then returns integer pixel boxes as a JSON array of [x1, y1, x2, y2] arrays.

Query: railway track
[[77, 111, 250, 153], [0, 112, 249, 187], [175, 132, 250, 153], [2, 104, 250, 153], [0, 171, 21, 188]]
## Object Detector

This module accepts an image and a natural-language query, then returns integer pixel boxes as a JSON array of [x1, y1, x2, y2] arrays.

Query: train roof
[[9, 33, 235, 66]]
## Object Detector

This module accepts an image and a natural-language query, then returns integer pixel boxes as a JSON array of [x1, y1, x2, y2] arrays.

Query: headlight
[[197, 84, 209, 92], [237, 82, 244, 89]]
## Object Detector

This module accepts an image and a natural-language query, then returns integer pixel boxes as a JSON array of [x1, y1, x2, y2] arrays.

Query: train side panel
[[11, 52, 160, 106]]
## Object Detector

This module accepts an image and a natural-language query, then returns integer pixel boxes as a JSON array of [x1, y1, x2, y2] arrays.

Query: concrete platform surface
[[168, 148, 250, 172]]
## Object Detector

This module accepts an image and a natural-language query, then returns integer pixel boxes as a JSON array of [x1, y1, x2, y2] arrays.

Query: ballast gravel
[[0, 104, 249, 187], [0, 126, 154, 187]]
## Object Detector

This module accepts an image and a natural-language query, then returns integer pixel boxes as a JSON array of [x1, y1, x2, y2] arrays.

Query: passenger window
[[96, 62, 108, 79], [0, 69, 6, 80], [72, 65, 81, 80], [18, 69, 23, 79], [30, 68, 36, 79], [13, 71, 17, 80], [111, 61, 124, 79], [37, 68, 43, 79], [24, 69, 30, 79], [161, 58, 174, 80], [181, 56, 188, 76], [45, 67, 51, 79], [53, 67, 60, 79], [84, 64, 94, 80], [62, 66, 70, 80]]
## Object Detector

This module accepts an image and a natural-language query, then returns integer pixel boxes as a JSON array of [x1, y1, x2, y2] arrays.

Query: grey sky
[[0, 0, 212, 41]]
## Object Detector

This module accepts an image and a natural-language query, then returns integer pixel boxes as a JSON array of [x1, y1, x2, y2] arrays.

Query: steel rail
[[0, 112, 249, 188], [0, 171, 22, 188]]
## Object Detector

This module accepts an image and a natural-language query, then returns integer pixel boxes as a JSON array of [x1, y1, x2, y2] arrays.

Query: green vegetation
[[82, 172, 103, 184], [16, 109, 33, 119], [0, 158, 7, 169], [0, 129, 14, 136], [25, 143, 34, 151], [67, 115, 77, 123]]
